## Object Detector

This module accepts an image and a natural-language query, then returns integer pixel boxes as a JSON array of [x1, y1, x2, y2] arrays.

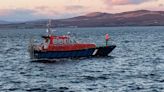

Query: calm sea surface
[[0, 27, 164, 92]]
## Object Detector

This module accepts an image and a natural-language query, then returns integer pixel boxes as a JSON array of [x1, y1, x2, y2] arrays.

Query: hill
[[0, 10, 164, 28]]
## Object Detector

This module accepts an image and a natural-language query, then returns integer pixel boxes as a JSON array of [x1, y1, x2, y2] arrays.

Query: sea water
[[0, 27, 164, 92]]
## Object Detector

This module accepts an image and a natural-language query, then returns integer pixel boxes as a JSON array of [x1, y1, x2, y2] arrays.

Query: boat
[[28, 21, 116, 60]]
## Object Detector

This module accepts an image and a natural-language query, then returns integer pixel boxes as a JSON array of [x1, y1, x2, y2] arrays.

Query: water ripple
[[0, 27, 164, 92]]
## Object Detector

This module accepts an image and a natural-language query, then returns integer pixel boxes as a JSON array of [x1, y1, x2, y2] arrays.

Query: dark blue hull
[[32, 45, 116, 60]]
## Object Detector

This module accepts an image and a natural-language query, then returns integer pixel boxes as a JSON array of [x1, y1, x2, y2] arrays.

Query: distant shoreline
[[1, 10, 164, 29], [0, 25, 164, 29]]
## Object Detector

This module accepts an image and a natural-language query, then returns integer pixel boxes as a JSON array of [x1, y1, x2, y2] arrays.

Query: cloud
[[159, 4, 164, 7], [35, 6, 49, 11], [0, 0, 163, 21], [34, 6, 60, 17], [65, 5, 86, 11], [103, 0, 157, 5], [0, 8, 47, 21], [0, 6, 85, 21], [105, 0, 130, 5], [0, 9, 10, 16]]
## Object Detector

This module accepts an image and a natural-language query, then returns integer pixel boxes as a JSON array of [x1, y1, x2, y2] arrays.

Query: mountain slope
[[0, 20, 10, 24], [0, 10, 164, 28], [58, 10, 164, 27]]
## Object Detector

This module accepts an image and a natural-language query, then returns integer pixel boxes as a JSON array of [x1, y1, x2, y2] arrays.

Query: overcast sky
[[0, 0, 163, 21]]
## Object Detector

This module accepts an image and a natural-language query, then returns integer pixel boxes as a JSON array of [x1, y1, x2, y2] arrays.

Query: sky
[[0, 0, 164, 21]]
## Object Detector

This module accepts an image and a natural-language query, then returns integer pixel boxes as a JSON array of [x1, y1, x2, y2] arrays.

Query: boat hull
[[30, 45, 116, 60]]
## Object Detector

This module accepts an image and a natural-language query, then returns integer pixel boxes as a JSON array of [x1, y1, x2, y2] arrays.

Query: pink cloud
[[104, 0, 157, 5], [35, 6, 49, 11], [65, 5, 86, 11], [111, 0, 130, 5], [159, 4, 164, 7], [103, 0, 131, 5]]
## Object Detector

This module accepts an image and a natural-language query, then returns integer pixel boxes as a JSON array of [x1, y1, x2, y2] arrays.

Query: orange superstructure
[[42, 35, 96, 51], [47, 44, 96, 51]]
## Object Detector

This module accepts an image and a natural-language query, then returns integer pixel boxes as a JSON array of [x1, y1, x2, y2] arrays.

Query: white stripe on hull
[[92, 49, 98, 55]]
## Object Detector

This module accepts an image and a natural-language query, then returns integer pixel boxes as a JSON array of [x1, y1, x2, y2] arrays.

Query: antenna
[[47, 19, 52, 36]]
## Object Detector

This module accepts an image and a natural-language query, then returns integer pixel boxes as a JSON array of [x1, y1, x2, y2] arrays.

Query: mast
[[47, 19, 52, 36], [47, 19, 55, 45]]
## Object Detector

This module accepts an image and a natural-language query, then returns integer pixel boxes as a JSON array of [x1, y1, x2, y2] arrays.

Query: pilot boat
[[28, 21, 116, 60]]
